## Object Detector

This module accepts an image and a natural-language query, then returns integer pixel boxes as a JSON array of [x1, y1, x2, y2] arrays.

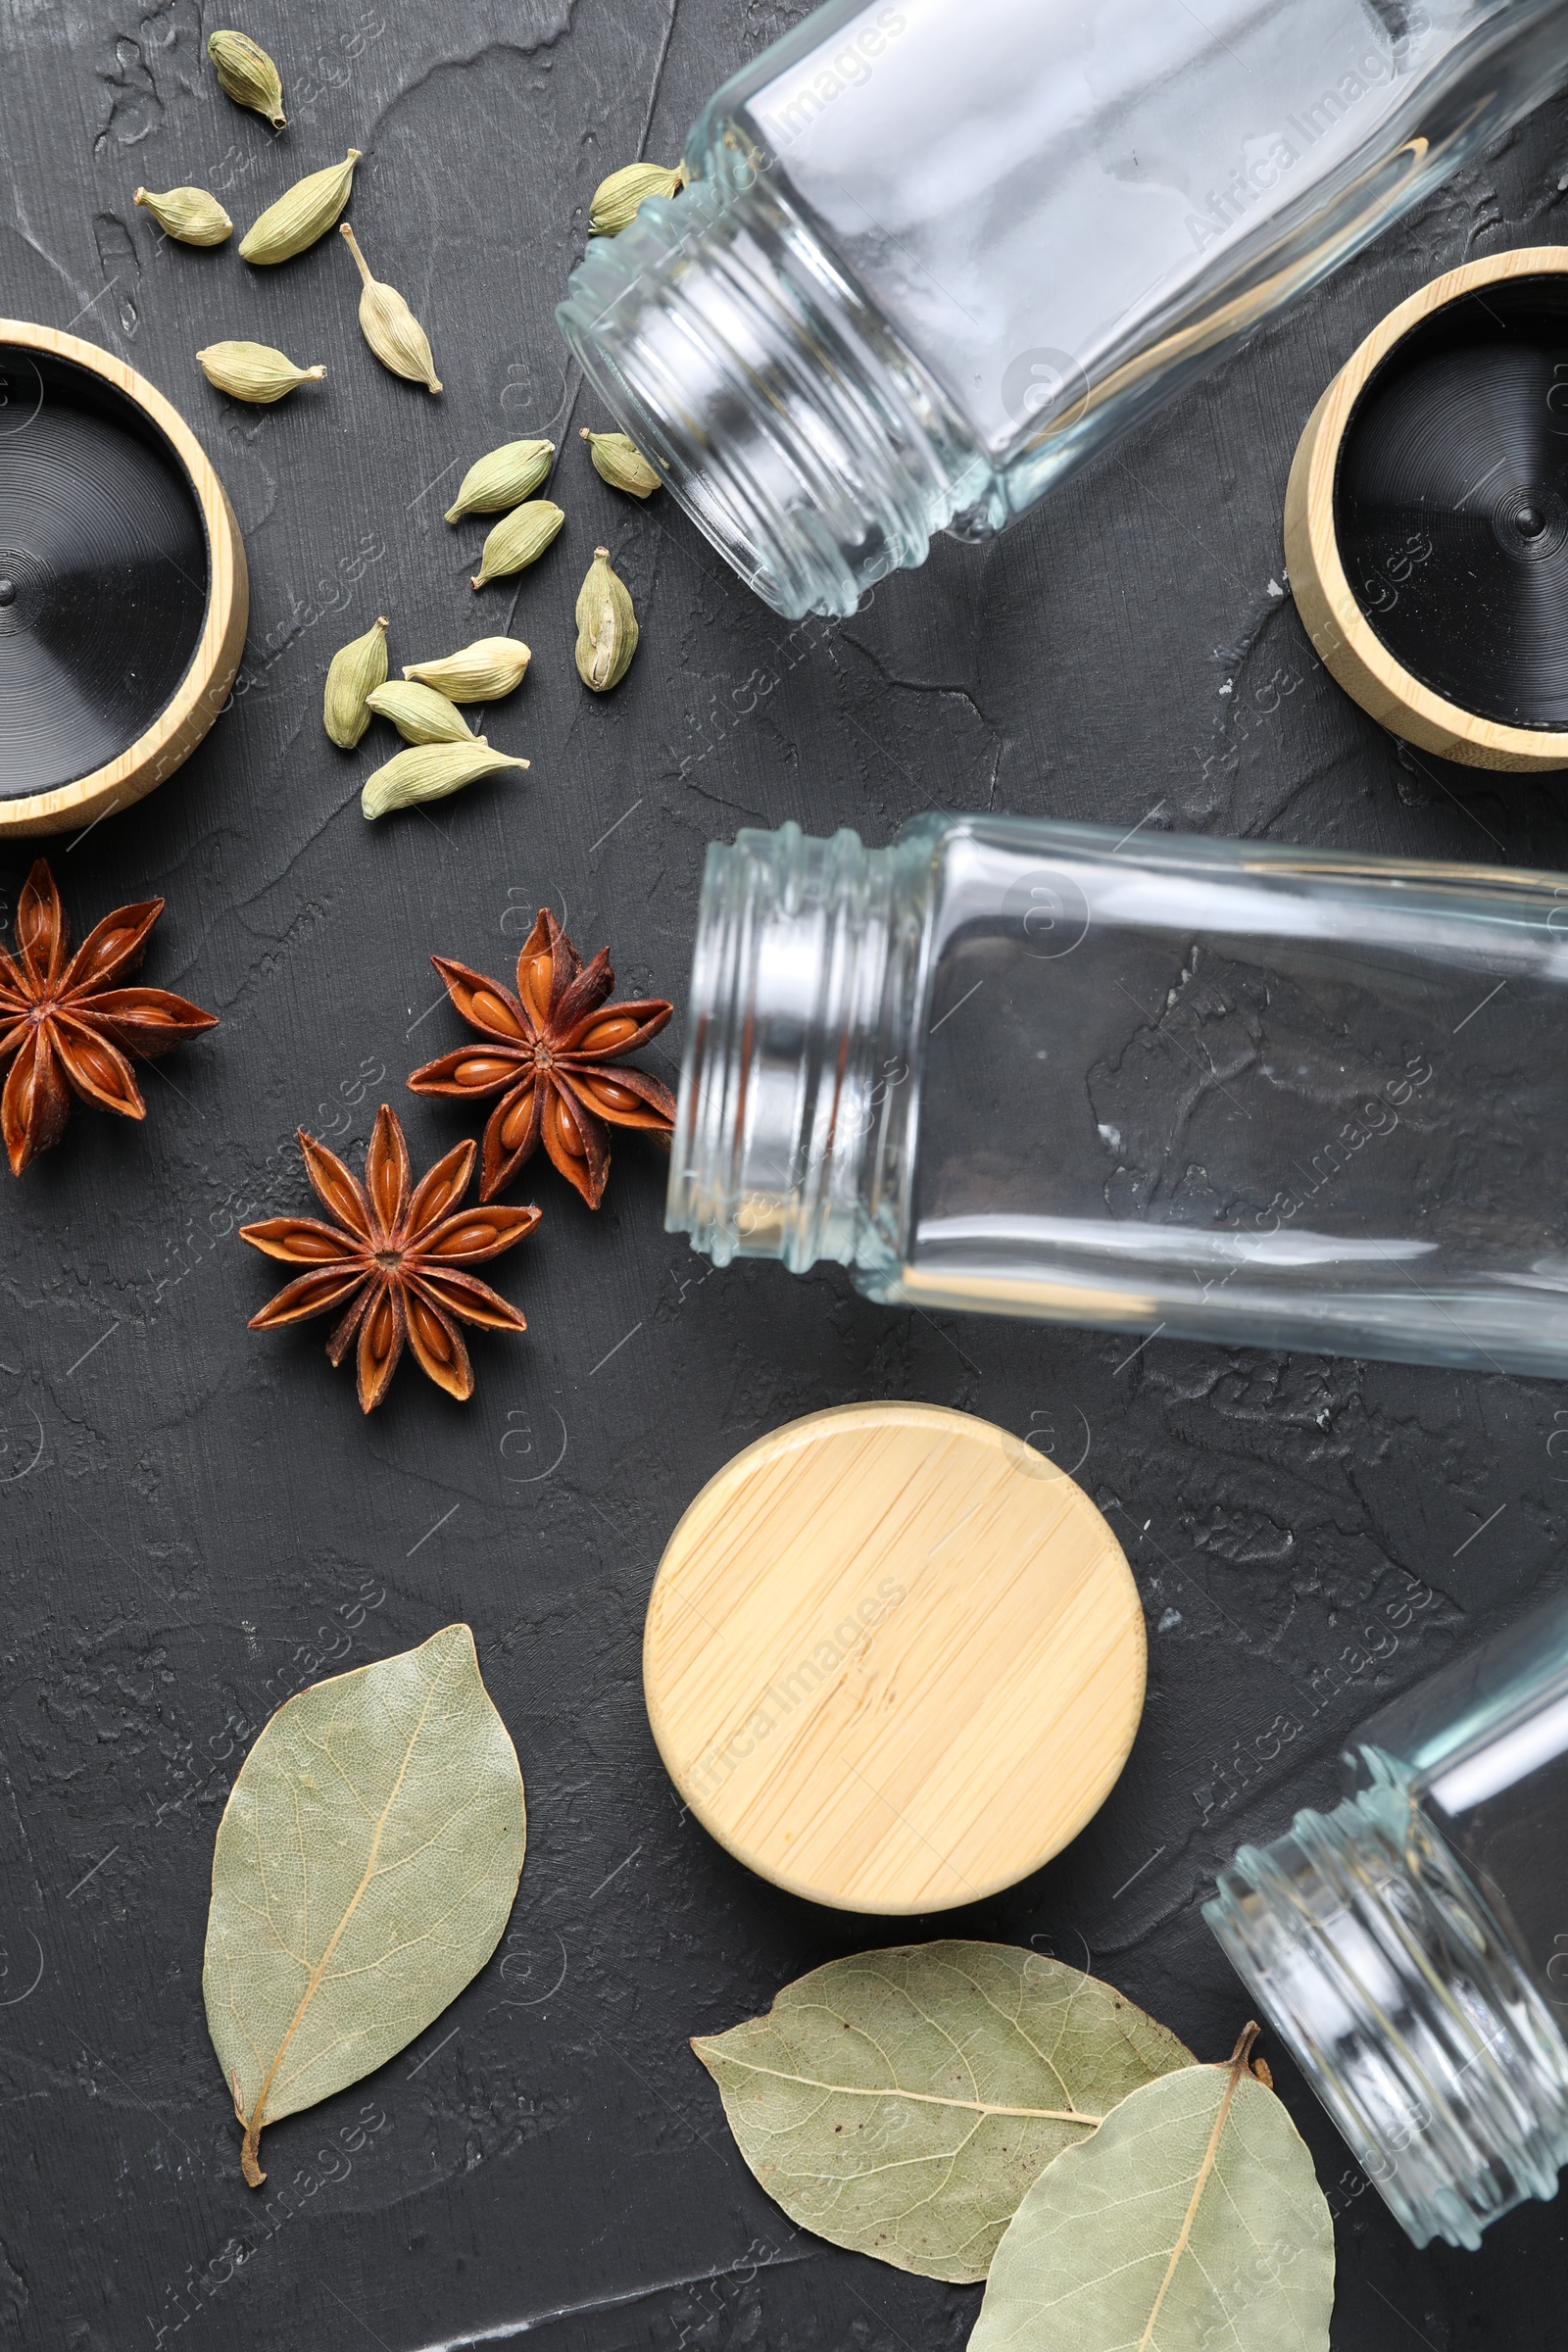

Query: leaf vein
[[706, 2054, 1104, 2125]]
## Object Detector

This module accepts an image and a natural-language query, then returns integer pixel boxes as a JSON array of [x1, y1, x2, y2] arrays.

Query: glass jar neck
[[555, 174, 995, 619], [666, 819, 934, 1274], [1205, 1780, 1568, 2249]]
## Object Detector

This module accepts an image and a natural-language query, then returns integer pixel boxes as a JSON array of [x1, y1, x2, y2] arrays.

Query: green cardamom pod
[[365, 681, 473, 745], [340, 223, 441, 393], [239, 149, 361, 266], [444, 441, 555, 522], [574, 546, 639, 693], [470, 501, 564, 591], [589, 160, 690, 236], [579, 427, 662, 499], [402, 638, 531, 701], [208, 29, 285, 128], [322, 615, 390, 749], [134, 184, 233, 247], [197, 339, 326, 405], [362, 741, 529, 821]]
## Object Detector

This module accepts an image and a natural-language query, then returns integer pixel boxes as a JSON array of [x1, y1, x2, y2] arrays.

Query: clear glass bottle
[[1206, 1593, 1568, 2248], [558, 0, 1568, 616], [667, 812, 1568, 1375]]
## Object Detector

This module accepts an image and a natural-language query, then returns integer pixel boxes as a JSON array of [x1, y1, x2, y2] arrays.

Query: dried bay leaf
[[969, 2026, 1334, 2351], [692, 1939, 1196, 2282], [204, 1623, 525, 2183]]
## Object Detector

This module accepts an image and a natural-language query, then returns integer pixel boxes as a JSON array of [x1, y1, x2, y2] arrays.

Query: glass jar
[[557, 0, 1568, 616], [667, 812, 1568, 1375], [1206, 1593, 1568, 2248]]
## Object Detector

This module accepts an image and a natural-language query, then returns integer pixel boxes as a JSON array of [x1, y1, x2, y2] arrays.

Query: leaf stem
[[230, 2068, 266, 2186]]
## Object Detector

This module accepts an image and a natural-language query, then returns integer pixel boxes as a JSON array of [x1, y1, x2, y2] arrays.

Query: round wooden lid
[[643, 1402, 1147, 1914], [0, 320, 248, 837], [1284, 247, 1568, 772]]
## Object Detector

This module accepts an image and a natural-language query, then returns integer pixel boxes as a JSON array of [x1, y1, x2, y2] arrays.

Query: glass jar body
[[668, 812, 1568, 1375], [559, 0, 1568, 614], [1207, 1592, 1568, 2248]]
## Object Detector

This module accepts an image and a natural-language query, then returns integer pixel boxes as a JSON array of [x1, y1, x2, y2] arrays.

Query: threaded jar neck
[[1205, 1783, 1568, 2249], [666, 820, 933, 1274], [556, 176, 994, 618]]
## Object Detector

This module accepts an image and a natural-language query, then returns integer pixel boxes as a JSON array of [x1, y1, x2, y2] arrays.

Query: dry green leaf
[[366, 680, 473, 744], [402, 637, 530, 701], [204, 1624, 525, 2185], [240, 150, 361, 265], [692, 1941, 1196, 2283], [361, 740, 528, 819], [969, 2027, 1335, 2351], [445, 441, 555, 522], [322, 613, 389, 748]]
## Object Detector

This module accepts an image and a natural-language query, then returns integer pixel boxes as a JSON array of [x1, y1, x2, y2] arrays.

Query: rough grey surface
[[3, 4, 1568, 2347]]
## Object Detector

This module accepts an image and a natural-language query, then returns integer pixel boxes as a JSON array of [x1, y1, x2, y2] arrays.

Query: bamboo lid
[[1285, 248, 1568, 771], [643, 1402, 1147, 1914], [0, 320, 248, 836]]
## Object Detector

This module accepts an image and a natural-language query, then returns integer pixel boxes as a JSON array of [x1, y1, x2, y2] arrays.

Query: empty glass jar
[[558, 0, 1568, 613], [668, 812, 1568, 1374], [1207, 1592, 1568, 2248]]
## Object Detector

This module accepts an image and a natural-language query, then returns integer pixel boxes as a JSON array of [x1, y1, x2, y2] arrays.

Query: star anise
[[241, 1103, 540, 1412], [407, 908, 676, 1208], [0, 859, 219, 1176]]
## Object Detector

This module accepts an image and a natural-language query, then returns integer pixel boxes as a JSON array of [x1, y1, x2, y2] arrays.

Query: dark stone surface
[[4, 4, 1568, 2347]]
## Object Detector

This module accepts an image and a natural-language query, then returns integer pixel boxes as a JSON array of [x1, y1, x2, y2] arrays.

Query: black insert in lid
[[1335, 276, 1568, 734], [0, 343, 208, 800]]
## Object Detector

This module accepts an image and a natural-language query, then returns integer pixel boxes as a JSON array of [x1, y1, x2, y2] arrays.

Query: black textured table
[[5, 7, 1568, 2348]]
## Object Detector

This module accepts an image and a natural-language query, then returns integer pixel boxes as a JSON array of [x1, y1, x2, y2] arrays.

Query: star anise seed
[[407, 907, 676, 1208], [0, 858, 219, 1176], [241, 1103, 540, 1411]]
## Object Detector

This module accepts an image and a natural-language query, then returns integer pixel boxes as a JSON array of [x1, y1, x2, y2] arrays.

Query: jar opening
[[1206, 1785, 1568, 2248], [557, 179, 992, 619], [666, 821, 929, 1274]]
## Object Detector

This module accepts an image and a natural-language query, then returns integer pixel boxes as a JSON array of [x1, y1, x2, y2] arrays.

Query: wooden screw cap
[[643, 1401, 1147, 1914], [0, 320, 248, 836], [1285, 247, 1568, 772]]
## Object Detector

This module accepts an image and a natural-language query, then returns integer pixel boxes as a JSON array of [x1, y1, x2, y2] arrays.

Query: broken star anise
[[0, 858, 218, 1176], [407, 908, 675, 1209], [241, 1103, 540, 1412]]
